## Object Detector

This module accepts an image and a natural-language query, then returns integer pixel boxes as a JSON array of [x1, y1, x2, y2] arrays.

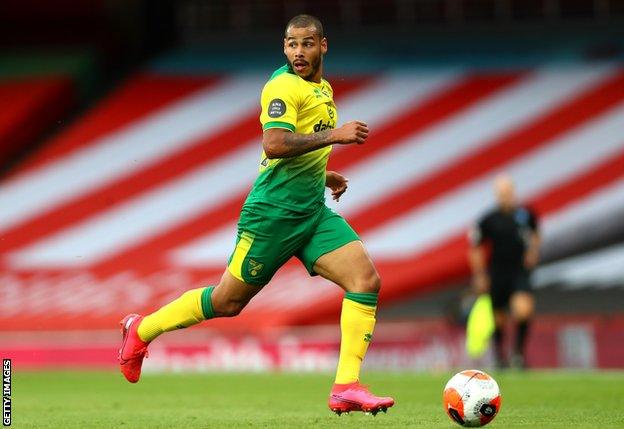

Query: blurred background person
[[469, 174, 540, 369]]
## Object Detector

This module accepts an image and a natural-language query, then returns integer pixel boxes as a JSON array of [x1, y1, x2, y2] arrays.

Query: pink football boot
[[329, 381, 395, 415], [118, 314, 150, 383]]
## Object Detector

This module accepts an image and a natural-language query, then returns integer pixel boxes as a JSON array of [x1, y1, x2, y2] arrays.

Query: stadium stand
[[1, 65, 623, 336], [0, 50, 99, 172], [0, 76, 73, 170]]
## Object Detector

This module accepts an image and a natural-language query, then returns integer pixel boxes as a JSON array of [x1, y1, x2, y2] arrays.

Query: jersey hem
[[244, 197, 325, 215]]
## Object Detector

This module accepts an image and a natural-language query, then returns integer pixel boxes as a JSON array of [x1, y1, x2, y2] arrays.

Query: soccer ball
[[442, 369, 501, 427]]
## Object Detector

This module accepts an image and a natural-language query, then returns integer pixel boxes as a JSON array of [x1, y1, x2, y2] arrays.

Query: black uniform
[[471, 206, 539, 309]]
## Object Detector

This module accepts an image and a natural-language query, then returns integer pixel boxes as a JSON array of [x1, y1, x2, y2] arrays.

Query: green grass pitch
[[13, 370, 624, 428]]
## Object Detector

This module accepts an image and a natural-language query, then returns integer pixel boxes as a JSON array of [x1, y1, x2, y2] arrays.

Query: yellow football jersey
[[246, 64, 338, 212]]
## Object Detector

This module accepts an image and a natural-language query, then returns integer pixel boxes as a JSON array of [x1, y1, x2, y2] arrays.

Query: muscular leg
[[211, 269, 264, 317], [137, 269, 262, 342], [120, 260, 266, 383], [313, 240, 380, 293], [314, 240, 380, 384]]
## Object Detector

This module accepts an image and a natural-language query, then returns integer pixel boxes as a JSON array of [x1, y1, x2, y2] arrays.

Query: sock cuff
[[344, 291, 378, 307], [201, 286, 215, 319]]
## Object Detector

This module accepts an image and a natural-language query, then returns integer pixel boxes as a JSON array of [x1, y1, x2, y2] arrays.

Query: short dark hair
[[284, 14, 324, 39]]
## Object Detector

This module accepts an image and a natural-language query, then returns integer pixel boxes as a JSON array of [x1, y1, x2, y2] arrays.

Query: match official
[[468, 174, 540, 368]]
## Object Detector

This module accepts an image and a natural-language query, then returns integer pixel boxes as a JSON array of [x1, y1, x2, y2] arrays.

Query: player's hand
[[326, 170, 348, 201], [331, 120, 368, 145], [472, 272, 490, 294], [524, 250, 539, 269]]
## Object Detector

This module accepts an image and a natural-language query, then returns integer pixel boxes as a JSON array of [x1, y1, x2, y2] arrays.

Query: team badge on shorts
[[248, 259, 264, 277]]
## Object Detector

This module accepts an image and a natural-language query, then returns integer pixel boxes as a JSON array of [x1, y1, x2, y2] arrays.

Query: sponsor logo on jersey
[[313, 119, 335, 132]]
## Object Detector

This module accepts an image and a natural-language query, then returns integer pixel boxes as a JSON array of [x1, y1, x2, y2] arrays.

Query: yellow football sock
[[137, 286, 215, 342], [334, 292, 378, 384]]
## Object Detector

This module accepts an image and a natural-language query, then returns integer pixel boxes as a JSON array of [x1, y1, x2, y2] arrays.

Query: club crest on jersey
[[313, 87, 330, 99], [248, 259, 264, 277], [313, 119, 335, 132]]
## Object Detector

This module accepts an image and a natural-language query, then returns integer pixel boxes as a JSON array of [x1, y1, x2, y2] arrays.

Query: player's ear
[[320, 37, 328, 55], [283, 38, 288, 55]]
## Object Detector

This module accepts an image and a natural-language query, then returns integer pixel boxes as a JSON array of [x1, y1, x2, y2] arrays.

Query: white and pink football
[[442, 369, 502, 427]]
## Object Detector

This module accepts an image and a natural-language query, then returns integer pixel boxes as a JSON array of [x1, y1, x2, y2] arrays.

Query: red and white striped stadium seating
[[1, 66, 624, 332]]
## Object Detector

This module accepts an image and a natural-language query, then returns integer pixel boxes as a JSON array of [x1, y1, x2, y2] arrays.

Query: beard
[[288, 53, 322, 80]]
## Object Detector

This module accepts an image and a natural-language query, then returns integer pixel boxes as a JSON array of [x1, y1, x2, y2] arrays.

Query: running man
[[118, 14, 394, 415], [468, 174, 540, 368]]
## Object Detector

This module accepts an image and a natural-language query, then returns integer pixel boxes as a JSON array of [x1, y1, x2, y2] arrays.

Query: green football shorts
[[227, 202, 360, 285]]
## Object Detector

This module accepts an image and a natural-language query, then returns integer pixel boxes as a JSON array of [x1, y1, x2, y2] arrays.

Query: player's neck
[[305, 71, 323, 83], [305, 63, 323, 84]]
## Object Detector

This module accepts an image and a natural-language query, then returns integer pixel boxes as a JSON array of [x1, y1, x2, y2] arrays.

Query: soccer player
[[468, 174, 540, 369], [118, 14, 394, 415]]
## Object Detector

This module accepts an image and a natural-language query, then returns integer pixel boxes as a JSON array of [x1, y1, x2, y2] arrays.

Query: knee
[[512, 294, 534, 320], [513, 305, 533, 322], [352, 270, 381, 294], [213, 298, 246, 318]]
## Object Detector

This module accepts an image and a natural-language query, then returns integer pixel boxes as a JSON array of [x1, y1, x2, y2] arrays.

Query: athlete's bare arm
[[262, 120, 368, 159]]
